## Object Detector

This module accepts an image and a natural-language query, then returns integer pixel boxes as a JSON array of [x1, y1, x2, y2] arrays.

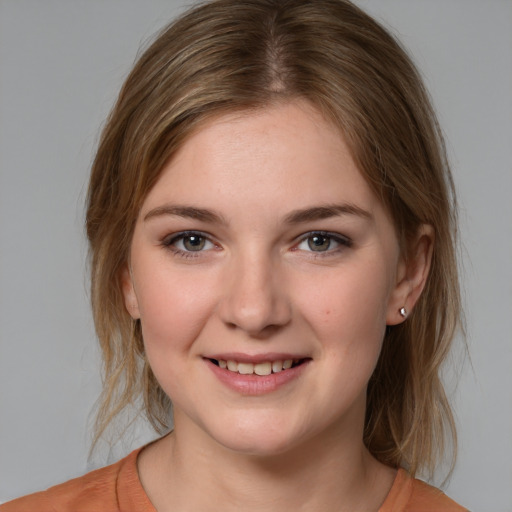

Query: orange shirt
[[1, 448, 468, 512]]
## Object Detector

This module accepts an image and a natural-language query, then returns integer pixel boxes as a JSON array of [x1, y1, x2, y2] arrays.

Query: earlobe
[[386, 224, 434, 325], [121, 265, 140, 320]]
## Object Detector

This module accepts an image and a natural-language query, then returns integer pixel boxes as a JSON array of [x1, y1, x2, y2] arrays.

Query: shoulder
[[408, 477, 469, 512], [381, 469, 469, 512], [0, 447, 153, 512]]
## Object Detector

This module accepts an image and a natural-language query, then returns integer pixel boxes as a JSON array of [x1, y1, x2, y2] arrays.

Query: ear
[[121, 265, 141, 320], [386, 224, 434, 325]]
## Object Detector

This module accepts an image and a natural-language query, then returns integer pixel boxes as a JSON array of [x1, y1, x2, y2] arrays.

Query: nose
[[218, 250, 292, 337]]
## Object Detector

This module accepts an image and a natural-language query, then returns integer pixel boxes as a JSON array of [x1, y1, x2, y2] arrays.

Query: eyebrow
[[143, 205, 227, 225], [283, 204, 372, 224], [143, 202, 372, 225]]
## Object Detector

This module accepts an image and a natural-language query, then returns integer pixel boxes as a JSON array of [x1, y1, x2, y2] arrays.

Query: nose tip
[[225, 297, 290, 337], [218, 260, 291, 336]]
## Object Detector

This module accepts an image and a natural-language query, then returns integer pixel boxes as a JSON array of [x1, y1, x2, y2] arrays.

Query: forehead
[[141, 101, 381, 217]]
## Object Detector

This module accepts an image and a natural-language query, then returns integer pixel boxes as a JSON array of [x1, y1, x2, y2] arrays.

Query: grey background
[[1, 0, 511, 509]]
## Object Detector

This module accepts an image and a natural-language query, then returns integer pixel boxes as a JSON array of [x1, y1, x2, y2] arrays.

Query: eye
[[166, 232, 216, 253], [296, 232, 352, 253]]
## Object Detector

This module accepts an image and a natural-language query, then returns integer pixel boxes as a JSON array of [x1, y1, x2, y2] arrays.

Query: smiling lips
[[211, 358, 303, 376], [205, 355, 310, 394]]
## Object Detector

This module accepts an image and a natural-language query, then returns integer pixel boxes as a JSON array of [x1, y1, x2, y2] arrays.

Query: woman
[[1, 0, 467, 510]]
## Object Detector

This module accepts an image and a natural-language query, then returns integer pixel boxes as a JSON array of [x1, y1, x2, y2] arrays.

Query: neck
[[138, 415, 396, 512]]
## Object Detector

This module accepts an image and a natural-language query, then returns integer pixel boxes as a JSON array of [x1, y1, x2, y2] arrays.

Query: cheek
[[135, 267, 219, 355], [297, 262, 391, 361], [135, 269, 221, 402]]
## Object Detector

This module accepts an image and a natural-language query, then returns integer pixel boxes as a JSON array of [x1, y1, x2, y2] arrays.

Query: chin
[[207, 415, 311, 458]]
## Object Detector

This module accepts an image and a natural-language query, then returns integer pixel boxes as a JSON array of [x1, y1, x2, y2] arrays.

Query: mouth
[[207, 358, 308, 376], [204, 354, 311, 394]]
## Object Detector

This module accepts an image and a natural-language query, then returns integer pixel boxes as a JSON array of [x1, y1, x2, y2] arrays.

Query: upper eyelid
[[296, 230, 352, 244], [164, 230, 215, 244]]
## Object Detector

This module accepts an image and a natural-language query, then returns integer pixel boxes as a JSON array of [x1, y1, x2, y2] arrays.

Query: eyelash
[[294, 231, 353, 257], [162, 231, 218, 259], [162, 230, 353, 259]]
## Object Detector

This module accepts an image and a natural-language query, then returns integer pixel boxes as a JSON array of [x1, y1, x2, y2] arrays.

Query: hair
[[86, 0, 462, 478]]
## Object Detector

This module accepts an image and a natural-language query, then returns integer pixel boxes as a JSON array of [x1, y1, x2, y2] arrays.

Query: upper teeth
[[218, 359, 296, 376]]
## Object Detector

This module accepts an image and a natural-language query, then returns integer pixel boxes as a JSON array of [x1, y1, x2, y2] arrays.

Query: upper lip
[[203, 352, 310, 364]]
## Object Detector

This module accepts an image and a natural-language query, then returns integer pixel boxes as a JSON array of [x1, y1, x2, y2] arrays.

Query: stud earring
[[399, 307, 407, 318]]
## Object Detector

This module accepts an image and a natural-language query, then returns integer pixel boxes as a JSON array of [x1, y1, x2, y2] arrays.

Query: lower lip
[[205, 359, 310, 395]]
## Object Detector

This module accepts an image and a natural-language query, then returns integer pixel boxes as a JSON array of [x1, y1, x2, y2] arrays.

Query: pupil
[[184, 235, 205, 251], [308, 235, 330, 251]]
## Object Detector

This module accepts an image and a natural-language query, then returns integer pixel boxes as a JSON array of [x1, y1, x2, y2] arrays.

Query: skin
[[122, 100, 433, 512]]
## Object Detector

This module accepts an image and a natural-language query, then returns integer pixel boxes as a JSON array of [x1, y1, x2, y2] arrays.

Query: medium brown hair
[[86, 0, 462, 478]]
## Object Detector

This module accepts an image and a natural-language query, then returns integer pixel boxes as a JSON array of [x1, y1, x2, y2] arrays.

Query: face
[[123, 101, 412, 456]]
